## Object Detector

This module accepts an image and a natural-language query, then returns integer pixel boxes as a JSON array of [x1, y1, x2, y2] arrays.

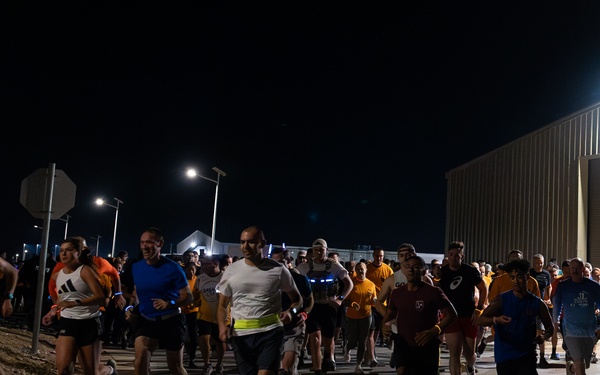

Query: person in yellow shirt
[[343, 261, 377, 375], [364, 246, 394, 367], [182, 262, 199, 369]]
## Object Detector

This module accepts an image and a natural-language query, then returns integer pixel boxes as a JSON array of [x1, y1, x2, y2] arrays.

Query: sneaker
[[344, 352, 351, 363], [477, 341, 486, 355], [322, 358, 336, 372], [550, 352, 560, 360], [354, 365, 365, 374], [538, 357, 550, 368], [591, 352, 598, 364], [214, 364, 224, 375], [106, 359, 118, 375], [466, 365, 476, 375], [201, 364, 213, 375], [369, 360, 379, 367]]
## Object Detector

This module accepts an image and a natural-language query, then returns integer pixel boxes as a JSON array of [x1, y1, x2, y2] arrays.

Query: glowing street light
[[186, 166, 227, 254], [95, 197, 123, 258]]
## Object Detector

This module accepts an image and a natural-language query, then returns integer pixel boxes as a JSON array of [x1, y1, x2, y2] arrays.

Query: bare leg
[[445, 332, 464, 375], [165, 347, 188, 375], [134, 336, 158, 375], [309, 331, 322, 371]]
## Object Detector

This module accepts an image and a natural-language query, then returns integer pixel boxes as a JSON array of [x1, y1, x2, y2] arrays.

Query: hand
[[493, 315, 512, 325], [115, 294, 126, 309], [1, 299, 13, 319], [414, 328, 436, 346], [151, 298, 170, 310], [471, 309, 483, 326], [279, 310, 293, 325]]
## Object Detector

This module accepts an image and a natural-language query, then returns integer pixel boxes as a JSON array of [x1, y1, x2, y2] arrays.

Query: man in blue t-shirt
[[126, 227, 192, 375], [553, 257, 600, 375]]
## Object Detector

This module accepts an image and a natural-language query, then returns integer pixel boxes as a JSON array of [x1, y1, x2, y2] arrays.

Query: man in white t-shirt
[[216, 226, 302, 375]]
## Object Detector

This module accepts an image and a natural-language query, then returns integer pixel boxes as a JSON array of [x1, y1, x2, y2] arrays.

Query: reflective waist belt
[[234, 313, 280, 329]]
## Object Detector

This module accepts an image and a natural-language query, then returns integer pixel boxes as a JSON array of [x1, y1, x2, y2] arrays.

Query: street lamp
[[95, 197, 123, 258], [58, 214, 71, 239], [91, 235, 102, 257], [186, 166, 227, 254]]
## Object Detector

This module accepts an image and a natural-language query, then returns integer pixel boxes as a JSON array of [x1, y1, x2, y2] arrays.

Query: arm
[[472, 279, 488, 325], [415, 303, 458, 346], [374, 275, 392, 316], [217, 293, 232, 343], [281, 288, 303, 325], [58, 266, 106, 310], [330, 274, 353, 308], [535, 301, 554, 344], [100, 258, 126, 309], [477, 295, 503, 327], [151, 285, 193, 311], [0, 258, 17, 318]]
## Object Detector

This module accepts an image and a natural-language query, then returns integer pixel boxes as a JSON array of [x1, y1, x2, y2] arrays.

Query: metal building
[[445, 101, 600, 266]]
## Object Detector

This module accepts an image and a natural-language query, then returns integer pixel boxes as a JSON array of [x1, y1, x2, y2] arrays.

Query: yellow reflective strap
[[234, 313, 280, 329]]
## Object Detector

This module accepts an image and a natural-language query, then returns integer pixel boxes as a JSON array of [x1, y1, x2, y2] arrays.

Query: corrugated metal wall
[[445, 102, 600, 265]]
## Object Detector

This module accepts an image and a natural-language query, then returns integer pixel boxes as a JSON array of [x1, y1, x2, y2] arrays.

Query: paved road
[[99, 338, 579, 374]]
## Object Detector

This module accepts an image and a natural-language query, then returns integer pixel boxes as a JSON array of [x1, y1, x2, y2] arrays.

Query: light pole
[[21, 243, 26, 261], [58, 214, 71, 239], [91, 235, 102, 257], [95, 197, 123, 258], [186, 166, 227, 254]]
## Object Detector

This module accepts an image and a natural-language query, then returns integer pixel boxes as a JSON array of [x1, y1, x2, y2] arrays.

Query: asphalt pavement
[[99, 336, 580, 374]]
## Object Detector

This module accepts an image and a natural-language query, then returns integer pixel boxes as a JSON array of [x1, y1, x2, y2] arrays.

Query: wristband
[[114, 292, 123, 296], [474, 308, 483, 313], [434, 324, 442, 334], [125, 305, 134, 312], [51, 304, 58, 309]]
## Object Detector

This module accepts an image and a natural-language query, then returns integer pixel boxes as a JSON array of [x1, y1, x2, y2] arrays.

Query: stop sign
[[20, 168, 76, 219]]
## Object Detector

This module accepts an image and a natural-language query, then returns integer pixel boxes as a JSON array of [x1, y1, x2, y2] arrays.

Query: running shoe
[[106, 359, 118, 375]]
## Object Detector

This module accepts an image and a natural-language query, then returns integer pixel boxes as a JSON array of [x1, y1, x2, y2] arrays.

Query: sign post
[[20, 163, 76, 354]]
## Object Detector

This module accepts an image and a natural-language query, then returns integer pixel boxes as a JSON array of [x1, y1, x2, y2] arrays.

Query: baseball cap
[[312, 238, 328, 248], [297, 250, 307, 257], [398, 243, 416, 252]]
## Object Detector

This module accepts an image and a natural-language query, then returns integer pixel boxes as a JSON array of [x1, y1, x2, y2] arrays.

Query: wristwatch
[[169, 300, 176, 306], [4, 293, 13, 300], [336, 295, 344, 301]]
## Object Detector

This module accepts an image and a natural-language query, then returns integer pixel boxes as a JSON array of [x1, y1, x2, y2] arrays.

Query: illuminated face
[[405, 258, 424, 283], [59, 243, 79, 264], [592, 269, 600, 282], [508, 269, 528, 296], [372, 250, 384, 266], [532, 257, 544, 271], [312, 245, 327, 261], [355, 263, 367, 280], [240, 229, 264, 259], [569, 260, 584, 282], [447, 247, 463, 269], [140, 232, 162, 262], [184, 251, 199, 264]]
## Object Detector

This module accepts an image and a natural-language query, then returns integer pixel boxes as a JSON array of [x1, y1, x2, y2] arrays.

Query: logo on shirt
[[415, 300, 424, 312], [570, 292, 589, 308], [450, 276, 463, 290], [395, 281, 406, 288]]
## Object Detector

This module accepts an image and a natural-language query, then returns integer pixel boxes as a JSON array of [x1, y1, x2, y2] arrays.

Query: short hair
[[448, 241, 464, 251], [506, 249, 523, 260], [502, 258, 530, 274], [533, 254, 544, 260]]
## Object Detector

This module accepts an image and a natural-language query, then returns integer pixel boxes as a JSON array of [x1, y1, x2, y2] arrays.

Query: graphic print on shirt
[[415, 300, 424, 312], [450, 276, 463, 290], [571, 292, 590, 308], [59, 279, 78, 295]]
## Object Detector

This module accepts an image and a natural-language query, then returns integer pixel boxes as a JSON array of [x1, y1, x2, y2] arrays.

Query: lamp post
[[186, 166, 227, 254], [95, 197, 123, 258], [58, 214, 71, 239], [91, 235, 102, 257], [21, 243, 26, 261]]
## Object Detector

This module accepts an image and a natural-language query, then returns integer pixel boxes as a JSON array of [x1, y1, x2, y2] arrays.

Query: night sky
[[4, 4, 600, 260]]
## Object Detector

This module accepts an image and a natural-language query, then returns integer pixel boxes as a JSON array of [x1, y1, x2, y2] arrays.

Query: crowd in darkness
[[2, 234, 600, 375]]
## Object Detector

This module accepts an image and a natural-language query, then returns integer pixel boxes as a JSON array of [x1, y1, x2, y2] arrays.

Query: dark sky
[[4, 4, 600, 259]]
